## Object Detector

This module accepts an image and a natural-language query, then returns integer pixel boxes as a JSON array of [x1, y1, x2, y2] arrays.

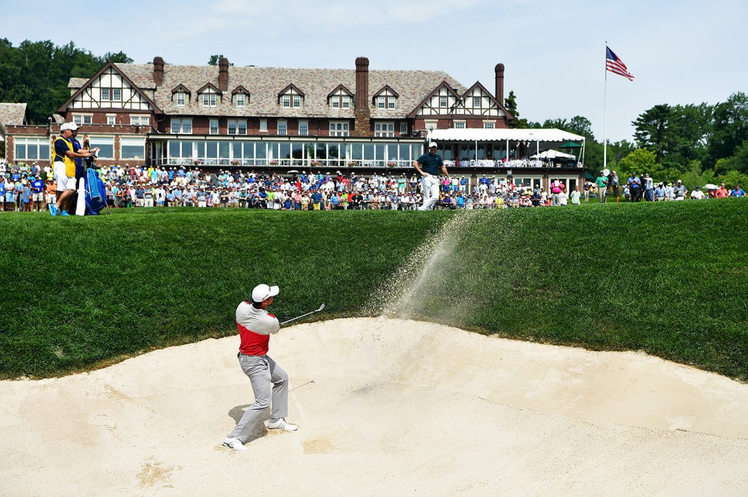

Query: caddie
[[49, 122, 98, 216], [223, 284, 298, 451]]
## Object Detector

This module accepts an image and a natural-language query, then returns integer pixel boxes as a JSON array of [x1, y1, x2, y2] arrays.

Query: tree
[[208, 54, 233, 66], [633, 104, 672, 165], [716, 138, 748, 175], [617, 148, 657, 182], [103, 51, 133, 64], [504, 90, 529, 128], [709, 92, 748, 169]]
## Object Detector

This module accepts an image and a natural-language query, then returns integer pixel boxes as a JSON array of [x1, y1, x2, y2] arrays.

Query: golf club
[[281, 303, 325, 325]]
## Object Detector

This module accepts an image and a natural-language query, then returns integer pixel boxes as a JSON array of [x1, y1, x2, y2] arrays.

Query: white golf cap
[[60, 122, 79, 131], [428, 142, 437, 148], [252, 284, 279, 303]]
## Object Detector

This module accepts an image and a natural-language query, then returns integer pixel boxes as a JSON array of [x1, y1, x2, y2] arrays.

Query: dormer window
[[231, 86, 250, 107], [171, 84, 191, 106], [373, 85, 398, 110], [278, 84, 304, 108], [197, 83, 222, 108], [328, 85, 354, 109]]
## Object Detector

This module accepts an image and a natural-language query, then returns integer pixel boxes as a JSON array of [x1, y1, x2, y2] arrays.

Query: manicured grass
[[1, 201, 746, 380]]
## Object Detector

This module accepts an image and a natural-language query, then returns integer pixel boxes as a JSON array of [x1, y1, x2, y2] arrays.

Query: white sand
[[2, 318, 748, 496]]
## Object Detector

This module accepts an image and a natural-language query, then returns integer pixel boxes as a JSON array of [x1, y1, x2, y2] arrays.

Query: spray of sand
[[368, 211, 493, 326]]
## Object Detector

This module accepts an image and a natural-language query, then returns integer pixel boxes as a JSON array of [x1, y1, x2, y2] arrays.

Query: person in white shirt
[[223, 284, 297, 452], [690, 186, 706, 200]]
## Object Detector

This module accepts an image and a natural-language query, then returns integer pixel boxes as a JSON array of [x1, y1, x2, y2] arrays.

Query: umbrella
[[704, 184, 718, 190], [287, 169, 300, 174], [559, 141, 582, 149]]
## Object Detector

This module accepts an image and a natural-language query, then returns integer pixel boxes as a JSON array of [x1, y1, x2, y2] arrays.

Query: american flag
[[606, 47, 634, 81]]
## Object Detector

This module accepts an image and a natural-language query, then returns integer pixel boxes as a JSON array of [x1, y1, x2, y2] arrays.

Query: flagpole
[[603, 41, 608, 171]]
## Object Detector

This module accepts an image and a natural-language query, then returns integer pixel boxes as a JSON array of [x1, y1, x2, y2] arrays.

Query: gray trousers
[[229, 353, 289, 443]]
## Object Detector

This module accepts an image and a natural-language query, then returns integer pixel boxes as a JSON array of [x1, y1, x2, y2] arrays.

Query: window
[[202, 93, 217, 107], [209, 119, 219, 135], [121, 137, 145, 159], [299, 121, 309, 136], [106, 115, 116, 125], [170, 118, 192, 134], [374, 87, 398, 109], [331, 99, 340, 109], [259, 119, 268, 132], [293, 95, 301, 108], [73, 114, 92, 125], [377, 97, 385, 109], [282, 95, 291, 108], [227, 119, 247, 135], [277, 120, 287, 136], [473, 96, 481, 108], [235, 94, 246, 107], [483, 121, 495, 129], [440, 96, 448, 107], [329, 121, 349, 137], [342, 96, 350, 108], [13, 138, 50, 161], [101, 88, 110, 101], [454, 121, 466, 129], [88, 136, 114, 159], [176, 92, 186, 106], [375, 122, 395, 137], [400, 122, 408, 135], [113, 88, 122, 102], [130, 115, 149, 126]]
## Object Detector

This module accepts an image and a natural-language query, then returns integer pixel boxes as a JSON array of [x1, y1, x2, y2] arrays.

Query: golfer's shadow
[[228, 404, 270, 443]]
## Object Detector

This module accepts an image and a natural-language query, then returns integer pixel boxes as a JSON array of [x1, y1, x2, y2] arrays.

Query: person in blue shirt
[[310, 189, 322, 210], [31, 176, 44, 211], [627, 172, 642, 202], [0, 176, 5, 211], [413, 142, 450, 211], [729, 184, 746, 197]]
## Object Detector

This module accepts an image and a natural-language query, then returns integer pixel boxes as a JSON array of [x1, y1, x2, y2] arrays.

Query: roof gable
[[408, 80, 463, 118], [373, 84, 399, 98], [278, 83, 305, 97], [58, 62, 162, 114], [171, 84, 191, 95], [327, 84, 354, 98], [197, 82, 222, 94], [231, 85, 250, 95]]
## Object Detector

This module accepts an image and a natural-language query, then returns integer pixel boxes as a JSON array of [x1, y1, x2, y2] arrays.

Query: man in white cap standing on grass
[[49, 122, 98, 216], [413, 142, 450, 211], [223, 284, 297, 451]]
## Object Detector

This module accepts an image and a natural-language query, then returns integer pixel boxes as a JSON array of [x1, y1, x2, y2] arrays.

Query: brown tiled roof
[[115, 63, 466, 120], [0, 103, 27, 126], [67, 78, 89, 89]]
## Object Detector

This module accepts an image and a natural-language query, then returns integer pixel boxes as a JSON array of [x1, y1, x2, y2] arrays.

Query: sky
[[3, 0, 746, 142]]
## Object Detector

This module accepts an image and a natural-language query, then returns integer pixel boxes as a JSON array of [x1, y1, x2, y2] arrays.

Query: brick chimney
[[495, 63, 505, 106], [353, 57, 371, 137], [153, 56, 164, 86], [218, 57, 229, 92]]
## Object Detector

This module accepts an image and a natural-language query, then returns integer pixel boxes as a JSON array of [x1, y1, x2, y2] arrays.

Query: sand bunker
[[2, 318, 748, 496]]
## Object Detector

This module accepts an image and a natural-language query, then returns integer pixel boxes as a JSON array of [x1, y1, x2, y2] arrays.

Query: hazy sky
[[3, 0, 746, 142]]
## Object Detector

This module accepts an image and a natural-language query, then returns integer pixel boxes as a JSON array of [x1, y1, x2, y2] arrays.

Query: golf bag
[[84, 168, 107, 215]]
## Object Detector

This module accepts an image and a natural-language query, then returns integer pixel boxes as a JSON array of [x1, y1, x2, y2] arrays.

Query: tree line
[[505, 90, 748, 188], [0, 38, 131, 125]]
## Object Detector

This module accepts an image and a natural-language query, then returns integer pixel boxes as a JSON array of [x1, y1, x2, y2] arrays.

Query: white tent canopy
[[530, 149, 576, 159], [428, 128, 585, 143]]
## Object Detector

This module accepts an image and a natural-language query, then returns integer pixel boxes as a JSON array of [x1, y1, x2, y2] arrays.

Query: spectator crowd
[[1, 161, 745, 213]]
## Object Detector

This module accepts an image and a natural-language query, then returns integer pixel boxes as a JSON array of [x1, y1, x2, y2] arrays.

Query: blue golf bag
[[84, 168, 107, 215]]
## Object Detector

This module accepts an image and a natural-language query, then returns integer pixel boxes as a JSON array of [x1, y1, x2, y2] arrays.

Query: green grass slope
[[1, 201, 746, 380]]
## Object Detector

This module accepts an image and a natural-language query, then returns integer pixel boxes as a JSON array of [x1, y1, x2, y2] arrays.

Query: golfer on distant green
[[223, 284, 297, 451], [414, 142, 450, 210]]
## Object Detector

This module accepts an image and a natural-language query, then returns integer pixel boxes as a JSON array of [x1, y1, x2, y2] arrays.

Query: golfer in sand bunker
[[223, 284, 297, 451]]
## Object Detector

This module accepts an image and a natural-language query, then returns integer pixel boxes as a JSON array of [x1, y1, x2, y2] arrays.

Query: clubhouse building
[[2, 57, 585, 191]]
